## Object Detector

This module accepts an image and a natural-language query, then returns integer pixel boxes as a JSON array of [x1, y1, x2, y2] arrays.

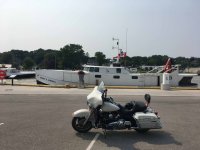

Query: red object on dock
[[0, 70, 6, 79]]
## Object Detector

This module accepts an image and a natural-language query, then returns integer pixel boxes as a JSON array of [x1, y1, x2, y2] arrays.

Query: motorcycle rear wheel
[[72, 117, 92, 133]]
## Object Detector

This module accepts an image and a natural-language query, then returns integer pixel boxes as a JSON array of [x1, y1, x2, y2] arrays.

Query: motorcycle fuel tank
[[101, 102, 120, 112]]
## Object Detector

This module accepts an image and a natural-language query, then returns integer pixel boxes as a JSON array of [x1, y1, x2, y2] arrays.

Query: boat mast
[[125, 28, 128, 67], [112, 37, 120, 63]]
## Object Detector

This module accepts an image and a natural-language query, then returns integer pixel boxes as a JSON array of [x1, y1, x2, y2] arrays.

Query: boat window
[[116, 68, 121, 73], [11, 69, 19, 73], [83, 67, 89, 71], [132, 76, 138, 79], [95, 75, 101, 78], [94, 67, 99, 72], [89, 67, 95, 72], [113, 75, 120, 79]]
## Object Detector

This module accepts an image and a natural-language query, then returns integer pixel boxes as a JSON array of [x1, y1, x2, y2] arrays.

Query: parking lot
[[0, 87, 200, 150]]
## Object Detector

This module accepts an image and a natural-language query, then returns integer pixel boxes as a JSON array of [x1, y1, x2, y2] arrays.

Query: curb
[[2, 83, 200, 90]]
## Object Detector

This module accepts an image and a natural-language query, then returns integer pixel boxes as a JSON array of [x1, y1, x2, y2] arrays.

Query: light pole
[[54, 54, 56, 69]]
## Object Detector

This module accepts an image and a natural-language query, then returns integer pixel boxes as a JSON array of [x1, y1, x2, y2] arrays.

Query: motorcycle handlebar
[[102, 89, 108, 100], [104, 89, 107, 98]]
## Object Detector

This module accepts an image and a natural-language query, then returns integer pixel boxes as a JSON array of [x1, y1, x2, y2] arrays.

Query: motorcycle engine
[[107, 119, 131, 130], [100, 112, 119, 123], [100, 112, 131, 130]]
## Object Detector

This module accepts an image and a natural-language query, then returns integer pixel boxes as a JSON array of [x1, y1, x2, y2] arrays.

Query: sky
[[0, 0, 200, 58]]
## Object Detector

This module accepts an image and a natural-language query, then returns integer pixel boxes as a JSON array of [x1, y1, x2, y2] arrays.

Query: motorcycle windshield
[[87, 82, 104, 108], [97, 81, 105, 93]]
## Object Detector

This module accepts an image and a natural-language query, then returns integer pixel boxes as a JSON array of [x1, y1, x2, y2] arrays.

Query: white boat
[[0, 68, 35, 79], [35, 63, 198, 87]]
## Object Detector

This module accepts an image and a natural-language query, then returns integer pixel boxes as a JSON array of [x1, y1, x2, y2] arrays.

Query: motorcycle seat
[[117, 104, 134, 119], [124, 101, 147, 113]]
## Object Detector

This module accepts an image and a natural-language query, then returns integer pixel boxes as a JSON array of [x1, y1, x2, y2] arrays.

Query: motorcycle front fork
[[82, 108, 97, 128]]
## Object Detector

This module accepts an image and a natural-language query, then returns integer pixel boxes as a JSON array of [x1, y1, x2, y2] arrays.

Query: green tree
[[44, 52, 57, 69], [189, 57, 200, 67], [123, 56, 132, 66], [95, 51, 106, 66], [23, 57, 35, 70], [148, 55, 163, 66], [0, 52, 12, 64], [30, 48, 46, 69], [174, 57, 188, 69], [10, 50, 29, 69], [60, 44, 87, 69], [131, 56, 147, 67]]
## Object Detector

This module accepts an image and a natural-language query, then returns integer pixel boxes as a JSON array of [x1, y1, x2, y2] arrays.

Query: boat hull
[[6, 73, 35, 79], [35, 69, 161, 86], [35, 69, 199, 87]]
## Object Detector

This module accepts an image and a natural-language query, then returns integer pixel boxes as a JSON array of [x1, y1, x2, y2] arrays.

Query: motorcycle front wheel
[[72, 117, 92, 133]]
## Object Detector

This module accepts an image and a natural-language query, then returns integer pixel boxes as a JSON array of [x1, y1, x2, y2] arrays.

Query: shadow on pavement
[[76, 130, 182, 150], [76, 131, 98, 141]]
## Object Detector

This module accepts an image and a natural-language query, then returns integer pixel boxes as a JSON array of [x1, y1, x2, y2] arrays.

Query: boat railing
[[147, 65, 180, 73]]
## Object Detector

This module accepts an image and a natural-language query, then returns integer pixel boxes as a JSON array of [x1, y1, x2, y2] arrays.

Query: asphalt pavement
[[0, 86, 200, 150]]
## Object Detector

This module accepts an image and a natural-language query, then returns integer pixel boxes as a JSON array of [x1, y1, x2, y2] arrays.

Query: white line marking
[[86, 133, 100, 150], [0, 123, 4, 126]]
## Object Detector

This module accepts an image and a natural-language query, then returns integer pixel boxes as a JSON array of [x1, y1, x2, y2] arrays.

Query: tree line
[[0, 44, 200, 70]]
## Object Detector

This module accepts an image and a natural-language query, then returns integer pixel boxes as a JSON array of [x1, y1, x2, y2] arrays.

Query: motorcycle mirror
[[144, 94, 151, 104], [105, 89, 108, 98]]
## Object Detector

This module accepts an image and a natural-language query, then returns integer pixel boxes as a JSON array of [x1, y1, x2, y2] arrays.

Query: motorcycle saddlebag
[[134, 112, 162, 129]]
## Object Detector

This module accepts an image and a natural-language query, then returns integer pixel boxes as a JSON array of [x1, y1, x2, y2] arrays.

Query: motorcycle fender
[[72, 109, 90, 118]]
